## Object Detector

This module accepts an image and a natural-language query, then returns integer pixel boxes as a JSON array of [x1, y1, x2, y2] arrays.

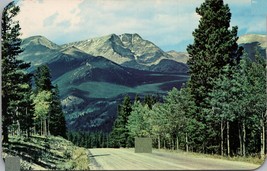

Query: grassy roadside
[[154, 148, 265, 165], [2, 135, 90, 170]]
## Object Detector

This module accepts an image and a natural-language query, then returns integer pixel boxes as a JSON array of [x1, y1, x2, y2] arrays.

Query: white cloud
[[73, 0, 202, 50], [16, 0, 82, 38]]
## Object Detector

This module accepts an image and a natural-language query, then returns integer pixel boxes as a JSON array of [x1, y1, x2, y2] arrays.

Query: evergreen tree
[[186, 0, 243, 153], [49, 85, 67, 138], [187, 0, 243, 107], [1, 2, 31, 142], [34, 65, 53, 92], [134, 94, 141, 103], [16, 75, 34, 137], [143, 94, 158, 109], [110, 95, 132, 148]]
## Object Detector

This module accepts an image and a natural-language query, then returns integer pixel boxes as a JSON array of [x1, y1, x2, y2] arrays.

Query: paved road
[[88, 148, 261, 170]]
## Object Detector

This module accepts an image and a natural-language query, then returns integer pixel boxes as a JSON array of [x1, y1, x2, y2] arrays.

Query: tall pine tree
[[34, 65, 53, 92], [187, 0, 243, 107], [110, 95, 132, 148], [186, 0, 243, 153], [2, 2, 31, 142], [49, 85, 67, 138]]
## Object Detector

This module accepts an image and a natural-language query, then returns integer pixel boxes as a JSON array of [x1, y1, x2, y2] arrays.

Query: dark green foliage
[[67, 131, 109, 148], [49, 85, 67, 138], [187, 0, 243, 107], [1, 2, 32, 142], [143, 94, 159, 109], [34, 65, 53, 92], [15, 75, 35, 137], [185, 0, 244, 153], [109, 95, 132, 148], [134, 94, 141, 103]]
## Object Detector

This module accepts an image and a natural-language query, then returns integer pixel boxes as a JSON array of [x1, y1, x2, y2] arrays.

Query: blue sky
[[15, 0, 266, 52]]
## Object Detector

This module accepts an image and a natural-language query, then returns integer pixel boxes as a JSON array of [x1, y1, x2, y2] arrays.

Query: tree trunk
[[26, 107, 30, 138], [40, 119, 43, 136], [172, 139, 174, 150], [47, 116, 50, 136], [221, 120, 224, 156], [43, 119, 47, 136], [17, 120, 20, 136], [227, 121, 230, 157], [2, 122, 9, 143], [242, 122, 246, 157], [186, 132, 189, 153], [238, 121, 243, 156], [2, 98, 9, 143], [44, 118, 48, 136], [15, 107, 21, 136], [164, 139, 166, 149], [158, 135, 161, 149], [33, 125, 36, 135], [203, 143, 205, 154], [27, 129, 30, 138], [261, 118, 265, 158], [176, 136, 179, 151]]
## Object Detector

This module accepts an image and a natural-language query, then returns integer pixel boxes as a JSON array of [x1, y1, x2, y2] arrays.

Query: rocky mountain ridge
[[21, 33, 189, 73], [62, 33, 174, 65]]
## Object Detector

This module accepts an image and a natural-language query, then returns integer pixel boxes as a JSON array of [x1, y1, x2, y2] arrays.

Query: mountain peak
[[22, 35, 60, 50], [95, 33, 143, 44], [120, 33, 142, 38], [60, 46, 86, 56], [62, 33, 174, 67]]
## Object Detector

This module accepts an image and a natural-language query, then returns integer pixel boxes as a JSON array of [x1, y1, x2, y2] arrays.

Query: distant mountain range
[[18, 33, 266, 132]]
